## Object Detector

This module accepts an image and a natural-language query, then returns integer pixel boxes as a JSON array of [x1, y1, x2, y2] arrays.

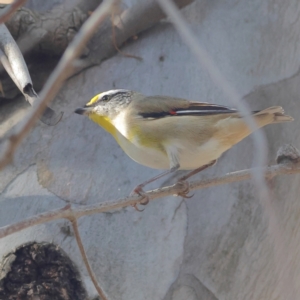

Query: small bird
[[75, 89, 293, 206]]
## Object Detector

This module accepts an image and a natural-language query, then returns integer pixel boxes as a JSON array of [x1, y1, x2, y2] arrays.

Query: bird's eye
[[102, 95, 109, 101]]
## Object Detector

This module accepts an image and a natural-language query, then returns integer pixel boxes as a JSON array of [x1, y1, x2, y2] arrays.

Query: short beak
[[74, 107, 88, 115]]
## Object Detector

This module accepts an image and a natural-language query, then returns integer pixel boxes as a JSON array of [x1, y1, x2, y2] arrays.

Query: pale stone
[[1, 0, 300, 299]]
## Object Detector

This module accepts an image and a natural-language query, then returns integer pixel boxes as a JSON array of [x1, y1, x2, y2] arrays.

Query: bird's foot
[[176, 180, 194, 198], [130, 185, 150, 212]]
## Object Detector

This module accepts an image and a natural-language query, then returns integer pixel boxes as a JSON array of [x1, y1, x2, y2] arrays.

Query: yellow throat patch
[[85, 93, 117, 137], [89, 114, 117, 137]]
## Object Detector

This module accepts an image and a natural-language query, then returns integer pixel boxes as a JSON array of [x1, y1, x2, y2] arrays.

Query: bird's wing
[[133, 96, 238, 119]]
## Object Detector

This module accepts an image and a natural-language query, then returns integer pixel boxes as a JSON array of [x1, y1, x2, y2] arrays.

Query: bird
[[75, 89, 293, 208]]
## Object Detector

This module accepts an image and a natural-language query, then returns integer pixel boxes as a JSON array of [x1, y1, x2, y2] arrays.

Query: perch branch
[[0, 0, 118, 171], [70, 217, 108, 300], [0, 148, 299, 239]]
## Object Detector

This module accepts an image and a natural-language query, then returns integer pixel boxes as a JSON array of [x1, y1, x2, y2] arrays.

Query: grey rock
[[1, 0, 300, 299]]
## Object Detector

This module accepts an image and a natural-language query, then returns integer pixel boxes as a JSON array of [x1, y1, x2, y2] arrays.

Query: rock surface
[[1, 0, 300, 299]]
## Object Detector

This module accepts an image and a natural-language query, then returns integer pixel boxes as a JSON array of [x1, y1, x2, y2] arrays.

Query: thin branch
[[0, 0, 27, 24], [0, 157, 299, 240], [70, 217, 108, 300], [0, 0, 118, 171]]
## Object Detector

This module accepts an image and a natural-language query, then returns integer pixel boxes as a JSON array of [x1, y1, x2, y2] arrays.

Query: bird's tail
[[214, 106, 293, 149], [253, 106, 294, 126]]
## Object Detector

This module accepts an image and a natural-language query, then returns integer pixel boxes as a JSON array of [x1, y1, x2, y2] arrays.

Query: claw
[[179, 192, 194, 199], [176, 180, 194, 198], [133, 203, 145, 212], [130, 185, 150, 212]]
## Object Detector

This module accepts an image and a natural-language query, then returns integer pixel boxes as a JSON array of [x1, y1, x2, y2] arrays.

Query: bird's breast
[[111, 114, 229, 170], [115, 131, 228, 170], [114, 131, 170, 169]]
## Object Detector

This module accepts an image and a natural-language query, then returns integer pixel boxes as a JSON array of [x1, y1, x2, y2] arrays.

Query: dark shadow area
[[0, 242, 87, 300]]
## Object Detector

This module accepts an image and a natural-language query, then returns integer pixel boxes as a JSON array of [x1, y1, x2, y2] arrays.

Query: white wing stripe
[[176, 110, 235, 114]]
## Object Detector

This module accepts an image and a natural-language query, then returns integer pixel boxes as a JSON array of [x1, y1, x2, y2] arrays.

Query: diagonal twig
[[70, 217, 108, 300], [0, 0, 119, 171]]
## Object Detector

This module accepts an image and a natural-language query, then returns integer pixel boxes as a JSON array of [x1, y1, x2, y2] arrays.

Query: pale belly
[[115, 132, 227, 170], [176, 138, 227, 170], [116, 132, 170, 169]]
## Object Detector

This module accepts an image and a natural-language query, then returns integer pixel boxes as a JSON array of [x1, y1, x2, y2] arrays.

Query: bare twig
[[0, 0, 27, 24], [0, 157, 299, 240], [70, 217, 108, 300], [0, 0, 118, 171]]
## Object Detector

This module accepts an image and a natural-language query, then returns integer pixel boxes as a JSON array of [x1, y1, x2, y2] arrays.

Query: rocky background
[[1, 0, 300, 299]]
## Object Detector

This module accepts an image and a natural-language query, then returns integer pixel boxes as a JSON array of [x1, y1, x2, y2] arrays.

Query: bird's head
[[75, 89, 135, 121], [74, 89, 140, 136]]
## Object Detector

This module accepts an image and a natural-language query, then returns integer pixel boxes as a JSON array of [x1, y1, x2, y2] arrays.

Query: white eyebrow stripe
[[102, 89, 129, 97]]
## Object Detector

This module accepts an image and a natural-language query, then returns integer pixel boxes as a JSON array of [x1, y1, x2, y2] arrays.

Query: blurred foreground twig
[[0, 0, 118, 171]]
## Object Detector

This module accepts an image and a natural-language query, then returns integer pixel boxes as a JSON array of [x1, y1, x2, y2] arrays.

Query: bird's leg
[[131, 164, 179, 211], [177, 160, 217, 198], [179, 160, 217, 181]]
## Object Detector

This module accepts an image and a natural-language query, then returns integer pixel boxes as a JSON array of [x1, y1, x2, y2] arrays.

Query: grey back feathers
[[132, 95, 238, 119]]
